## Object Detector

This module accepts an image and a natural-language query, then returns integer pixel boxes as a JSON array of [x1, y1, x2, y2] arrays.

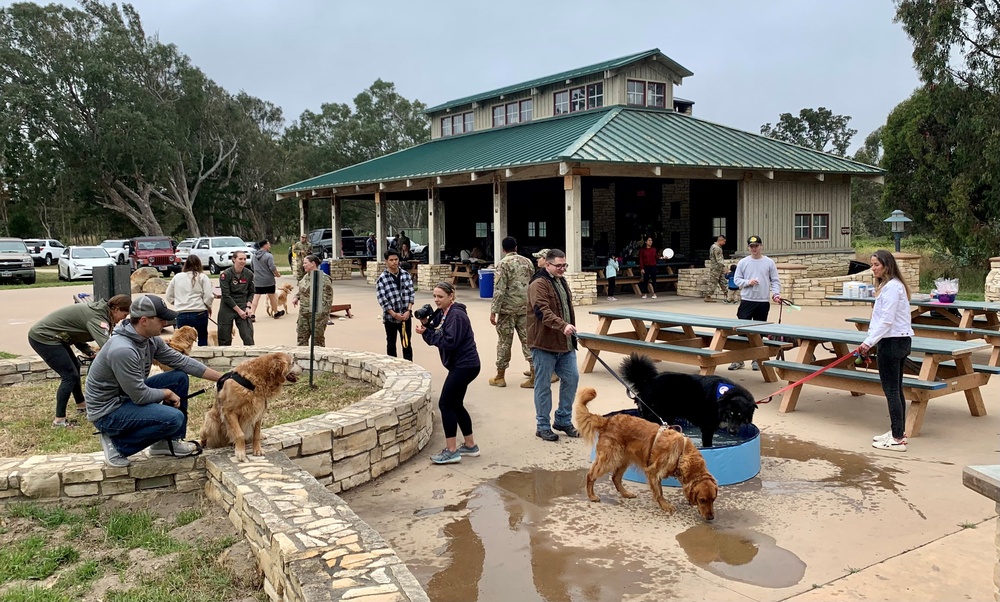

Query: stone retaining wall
[[565, 271, 597, 306], [987, 257, 1000, 303], [0, 347, 434, 602], [324, 259, 355, 281], [677, 252, 921, 306]]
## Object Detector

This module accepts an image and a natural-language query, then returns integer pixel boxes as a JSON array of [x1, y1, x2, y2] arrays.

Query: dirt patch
[[0, 490, 266, 601], [0, 371, 376, 457]]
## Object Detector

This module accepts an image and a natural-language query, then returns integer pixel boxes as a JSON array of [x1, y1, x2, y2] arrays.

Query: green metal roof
[[423, 49, 693, 114], [275, 107, 882, 195]]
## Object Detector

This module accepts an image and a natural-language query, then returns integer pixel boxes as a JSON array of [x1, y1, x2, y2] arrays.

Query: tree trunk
[[98, 177, 164, 235]]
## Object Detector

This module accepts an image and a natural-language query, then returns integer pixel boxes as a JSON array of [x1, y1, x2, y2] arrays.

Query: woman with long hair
[[415, 281, 482, 465], [28, 294, 131, 427], [638, 236, 658, 299], [166, 255, 215, 345], [858, 250, 914, 452]]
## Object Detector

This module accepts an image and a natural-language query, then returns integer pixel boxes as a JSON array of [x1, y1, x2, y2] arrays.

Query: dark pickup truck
[[296, 228, 371, 262]]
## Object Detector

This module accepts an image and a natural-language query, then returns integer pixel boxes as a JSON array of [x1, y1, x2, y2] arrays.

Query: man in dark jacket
[[526, 248, 580, 442]]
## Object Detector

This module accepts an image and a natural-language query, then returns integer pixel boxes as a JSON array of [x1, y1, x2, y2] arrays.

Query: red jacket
[[638, 247, 658, 268]]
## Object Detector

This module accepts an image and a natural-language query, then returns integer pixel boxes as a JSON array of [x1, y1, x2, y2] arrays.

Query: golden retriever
[[152, 326, 198, 372], [573, 387, 718, 520], [199, 352, 303, 462], [267, 283, 295, 317]]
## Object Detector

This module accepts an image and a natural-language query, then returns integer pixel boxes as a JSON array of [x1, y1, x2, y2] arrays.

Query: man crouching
[[85, 295, 223, 467]]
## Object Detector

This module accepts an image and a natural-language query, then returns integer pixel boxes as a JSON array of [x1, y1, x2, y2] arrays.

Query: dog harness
[[216, 371, 256, 392]]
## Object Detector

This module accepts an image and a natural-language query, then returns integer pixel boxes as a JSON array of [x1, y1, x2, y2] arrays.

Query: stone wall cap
[[891, 253, 922, 259], [963, 465, 1000, 502], [775, 263, 809, 270]]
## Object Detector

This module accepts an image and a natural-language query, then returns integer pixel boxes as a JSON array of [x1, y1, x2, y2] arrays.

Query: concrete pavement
[[3, 273, 997, 601]]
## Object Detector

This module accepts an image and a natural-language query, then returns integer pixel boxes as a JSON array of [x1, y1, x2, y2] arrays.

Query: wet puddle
[[423, 469, 656, 602], [676, 524, 806, 588]]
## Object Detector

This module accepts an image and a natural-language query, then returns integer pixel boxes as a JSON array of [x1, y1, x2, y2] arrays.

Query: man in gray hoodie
[[250, 239, 284, 320], [85, 295, 224, 467]]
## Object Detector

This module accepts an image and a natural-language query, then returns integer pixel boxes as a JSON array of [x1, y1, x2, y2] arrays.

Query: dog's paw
[[657, 501, 677, 514], [234, 450, 249, 462], [620, 489, 637, 499], [587, 494, 601, 502], [252, 446, 264, 457]]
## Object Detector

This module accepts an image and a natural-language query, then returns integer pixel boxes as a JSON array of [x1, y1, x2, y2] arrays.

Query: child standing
[[605, 256, 619, 301], [726, 264, 739, 304]]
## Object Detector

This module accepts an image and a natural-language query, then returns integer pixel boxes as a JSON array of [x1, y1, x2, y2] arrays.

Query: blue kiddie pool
[[590, 410, 761, 487]]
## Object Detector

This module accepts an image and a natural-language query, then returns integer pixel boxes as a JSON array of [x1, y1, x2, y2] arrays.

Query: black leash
[[586, 348, 669, 427]]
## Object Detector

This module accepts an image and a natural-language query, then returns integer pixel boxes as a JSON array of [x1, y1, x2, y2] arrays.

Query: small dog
[[152, 326, 198, 372], [574, 387, 717, 520], [199, 352, 302, 462], [267, 283, 294, 317], [620, 353, 757, 448]]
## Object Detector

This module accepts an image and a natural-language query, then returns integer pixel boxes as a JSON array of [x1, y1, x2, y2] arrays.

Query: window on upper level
[[441, 111, 474, 137], [554, 90, 569, 115], [570, 86, 586, 112], [628, 79, 668, 108], [627, 80, 645, 106], [794, 213, 830, 240], [492, 99, 534, 127], [587, 83, 603, 109]]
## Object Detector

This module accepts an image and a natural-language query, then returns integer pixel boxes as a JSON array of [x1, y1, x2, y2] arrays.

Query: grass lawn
[[0, 372, 376, 457], [0, 269, 85, 291]]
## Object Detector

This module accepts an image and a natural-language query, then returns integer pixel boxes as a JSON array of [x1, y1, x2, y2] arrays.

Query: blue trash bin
[[319, 260, 331, 275], [479, 269, 495, 298]]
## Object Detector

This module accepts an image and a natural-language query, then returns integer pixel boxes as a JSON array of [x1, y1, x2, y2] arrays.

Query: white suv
[[190, 236, 248, 274], [23, 239, 66, 266], [99, 239, 130, 265]]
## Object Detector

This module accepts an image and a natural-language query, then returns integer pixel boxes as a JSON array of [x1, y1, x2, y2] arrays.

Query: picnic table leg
[[990, 343, 1000, 367], [953, 355, 988, 417], [742, 333, 778, 383], [778, 385, 803, 413], [829, 342, 863, 396], [581, 316, 613, 374], [905, 396, 928, 438]]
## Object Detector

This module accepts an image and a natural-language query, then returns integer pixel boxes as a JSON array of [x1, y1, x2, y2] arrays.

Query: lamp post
[[883, 209, 912, 253]]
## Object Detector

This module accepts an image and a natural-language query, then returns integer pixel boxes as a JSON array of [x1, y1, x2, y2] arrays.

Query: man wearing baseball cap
[[729, 236, 782, 371], [85, 295, 225, 467]]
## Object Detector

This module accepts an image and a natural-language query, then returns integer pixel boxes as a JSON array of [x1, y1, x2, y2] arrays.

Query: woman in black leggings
[[416, 282, 482, 465], [27, 294, 132, 427]]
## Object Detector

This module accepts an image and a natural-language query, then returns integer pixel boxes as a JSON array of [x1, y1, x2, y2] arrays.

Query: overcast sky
[[5, 0, 919, 153]]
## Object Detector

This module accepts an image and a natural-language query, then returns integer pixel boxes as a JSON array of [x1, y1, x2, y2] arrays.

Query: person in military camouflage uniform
[[291, 234, 314, 282], [489, 237, 535, 388], [705, 235, 728, 303], [218, 250, 255, 345], [293, 254, 335, 346]]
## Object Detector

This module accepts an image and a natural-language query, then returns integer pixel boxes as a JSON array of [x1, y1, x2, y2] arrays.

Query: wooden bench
[[659, 326, 791, 352], [597, 276, 641, 296], [905, 356, 1000, 376], [577, 332, 718, 361], [450, 263, 477, 288], [329, 304, 353, 318], [847, 316, 1000, 365]]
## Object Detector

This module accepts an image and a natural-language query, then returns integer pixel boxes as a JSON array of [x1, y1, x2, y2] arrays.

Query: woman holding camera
[[415, 282, 481, 465]]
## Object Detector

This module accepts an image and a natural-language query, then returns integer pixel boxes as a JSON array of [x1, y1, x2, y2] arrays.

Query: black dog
[[619, 353, 756, 448]]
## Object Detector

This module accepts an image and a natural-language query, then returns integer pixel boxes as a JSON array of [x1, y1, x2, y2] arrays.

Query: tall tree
[[891, 0, 1000, 263], [851, 127, 889, 238], [760, 107, 857, 156]]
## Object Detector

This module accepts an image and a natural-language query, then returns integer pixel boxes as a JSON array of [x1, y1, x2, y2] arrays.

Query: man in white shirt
[[729, 236, 781, 371]]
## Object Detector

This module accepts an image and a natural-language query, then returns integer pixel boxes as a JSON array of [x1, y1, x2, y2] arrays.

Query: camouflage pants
[[495, 312, 530, 370], [706, 267, 727, 297], [296, 311, 329, 347]]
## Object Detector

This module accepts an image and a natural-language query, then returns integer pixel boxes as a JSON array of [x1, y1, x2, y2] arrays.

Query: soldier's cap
[[747, 236, 762, 246], [130, 295, 177, 323], [532, 248, 551, 258]]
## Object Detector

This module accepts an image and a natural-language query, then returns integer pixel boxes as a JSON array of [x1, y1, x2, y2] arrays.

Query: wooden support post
[[298, 198, 309, 236], [564, 175, 582, 272], [330, 197, 342, 259], [375, 192, 386, 260], [427, 187, 444, 264], [493, 179, 507, 263]]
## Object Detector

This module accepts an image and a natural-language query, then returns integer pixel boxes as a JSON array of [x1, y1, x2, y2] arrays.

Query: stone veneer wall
[[986, 257, 1000, 303], [661, 180, 691, 254], [677, 253, 921, 306], [324, 259, 355, 281], [592, 183, 616, 259], [962, 466, 1000, 602], [565, 271, 597, 306], [416, 264, 454, 292], [0, 347, 434, 602]]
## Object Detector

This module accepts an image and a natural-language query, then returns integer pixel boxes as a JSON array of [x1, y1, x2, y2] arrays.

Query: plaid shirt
[[376, 268, 415, 323]]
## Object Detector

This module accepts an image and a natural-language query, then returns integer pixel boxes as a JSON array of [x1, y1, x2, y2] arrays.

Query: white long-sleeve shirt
[[863, 278, 914, 347], [165, 272, 214, 313]]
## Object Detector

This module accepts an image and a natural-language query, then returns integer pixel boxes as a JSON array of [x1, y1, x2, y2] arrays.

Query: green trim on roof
[[423, 49, 693, 114], [276, 107, 881, 195]]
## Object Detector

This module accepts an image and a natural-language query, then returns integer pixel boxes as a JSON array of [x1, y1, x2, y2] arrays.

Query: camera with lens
[[413, 303, 435, 320]]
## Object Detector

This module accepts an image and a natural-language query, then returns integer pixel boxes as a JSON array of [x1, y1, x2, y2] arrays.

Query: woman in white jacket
[[858, 250, 914, 452], [166, 255, 215, 346]]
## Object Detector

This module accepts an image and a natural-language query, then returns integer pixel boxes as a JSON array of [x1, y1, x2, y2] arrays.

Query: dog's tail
[[619, 353, 658, 387], [573, 387, 608, 444]]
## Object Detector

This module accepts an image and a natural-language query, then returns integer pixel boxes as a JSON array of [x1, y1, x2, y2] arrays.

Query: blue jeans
[[93, 370, 190, 458], [175, 310, 209, 346], [877, 336, 911, 439], [532, 348, 579, 430]]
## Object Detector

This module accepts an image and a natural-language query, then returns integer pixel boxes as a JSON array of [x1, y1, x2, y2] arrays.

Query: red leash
[[755, 347, 862, 405]]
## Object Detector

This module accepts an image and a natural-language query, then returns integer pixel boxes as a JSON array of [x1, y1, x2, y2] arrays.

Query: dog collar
[[217, 371, 256, 392]]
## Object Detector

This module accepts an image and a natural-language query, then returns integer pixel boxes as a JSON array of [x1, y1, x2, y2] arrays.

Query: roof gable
[[423, 49, 693, 115]]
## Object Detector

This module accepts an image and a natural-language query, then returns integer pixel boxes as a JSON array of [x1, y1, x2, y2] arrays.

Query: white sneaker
[[872, 437, 907, 452], [872, 430, 893, 442], [651, 294, 658, 299], [641, 294, 647, 299], [609, 296, 617, 301]]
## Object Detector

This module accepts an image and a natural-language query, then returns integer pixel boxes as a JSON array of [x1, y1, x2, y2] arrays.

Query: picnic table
[[450, 261, 478, 288], [584, 261, 689, 296], [827, 295, 1000, 365], [736, 323, 992, 436], [578, 307, 790, 381]]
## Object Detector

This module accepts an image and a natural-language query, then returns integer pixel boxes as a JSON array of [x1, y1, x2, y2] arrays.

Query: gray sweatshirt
[[733, 255, 781, 303], [84, 321, 208, 422], [252, 249, 278, 287]]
